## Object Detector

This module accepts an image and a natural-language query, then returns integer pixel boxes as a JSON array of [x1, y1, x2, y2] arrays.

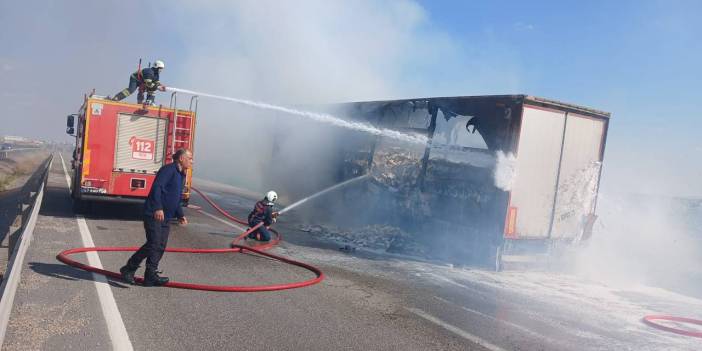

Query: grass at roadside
[[0, 173, 18, 192], [0, 151, 50, 193]]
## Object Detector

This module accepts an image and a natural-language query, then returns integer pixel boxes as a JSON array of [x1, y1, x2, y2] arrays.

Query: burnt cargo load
[[65, 93, 198, 211], [269, 95, 610, 269]]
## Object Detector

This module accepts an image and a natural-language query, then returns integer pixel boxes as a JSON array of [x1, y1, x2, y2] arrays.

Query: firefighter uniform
[[247, 199, 276, 241], [112, 67, 162, 104]]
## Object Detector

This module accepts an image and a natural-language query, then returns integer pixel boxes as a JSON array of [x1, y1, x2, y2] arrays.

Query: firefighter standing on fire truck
[[110, 60, 166, 105], [247, 191, 279, 242]]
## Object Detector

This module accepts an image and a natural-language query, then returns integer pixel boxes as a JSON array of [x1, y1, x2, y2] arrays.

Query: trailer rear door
[[509, 106, 566, 238], [550, 114, 605, 239]]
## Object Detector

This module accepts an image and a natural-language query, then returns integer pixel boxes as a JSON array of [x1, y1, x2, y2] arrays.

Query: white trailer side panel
[[510, 106, 565, 238], [551, 114, 605, 239]]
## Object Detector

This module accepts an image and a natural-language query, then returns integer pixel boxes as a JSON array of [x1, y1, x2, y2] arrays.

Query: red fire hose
[[56, 187, 324, 292], [642, 315, 702, 338], [190, 187, 248, 225]]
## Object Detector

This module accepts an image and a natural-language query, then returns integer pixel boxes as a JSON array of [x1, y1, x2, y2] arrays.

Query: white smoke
[[162, 0, 451, 192], [573, 193, 702, 296], [493, 150, 517, 191], [168, 0, 432, 103]]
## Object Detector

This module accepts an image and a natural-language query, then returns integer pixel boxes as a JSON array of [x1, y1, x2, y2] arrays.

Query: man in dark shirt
[[120, 148, 192, 287], [110, 60, 166, 105]]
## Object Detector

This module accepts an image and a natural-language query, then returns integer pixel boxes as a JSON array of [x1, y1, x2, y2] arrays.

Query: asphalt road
[[2, 153, 700, 350]]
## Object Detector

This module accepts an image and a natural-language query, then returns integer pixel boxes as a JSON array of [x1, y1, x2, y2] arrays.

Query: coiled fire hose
[[56, 187, 324, 292], [642, 315, 702, 338]]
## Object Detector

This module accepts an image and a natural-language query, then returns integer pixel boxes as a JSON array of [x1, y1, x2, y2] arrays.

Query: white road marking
[[59, 153, 134, 351], [197, 208, 247, 231], [432, 295, 561, 345], [58, 153, 72, 191], [427, 272, 484, 294], [59, 153, 72, 191], [406, 307, 506, 351]]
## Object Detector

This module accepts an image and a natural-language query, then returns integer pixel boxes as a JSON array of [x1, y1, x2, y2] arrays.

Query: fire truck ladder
[[168, 93, 198, 153]]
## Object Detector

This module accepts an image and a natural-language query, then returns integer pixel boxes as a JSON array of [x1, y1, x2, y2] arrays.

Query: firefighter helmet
[[154, 60, 165, 69], [265, 191, 278, 203]]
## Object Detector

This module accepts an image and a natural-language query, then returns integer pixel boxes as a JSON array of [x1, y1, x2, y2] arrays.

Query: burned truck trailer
[[270, 95, 610, 268]]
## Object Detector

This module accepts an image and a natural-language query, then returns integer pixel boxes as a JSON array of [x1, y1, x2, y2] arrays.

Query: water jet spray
[[279, 174, 369, 215], [165, 87, 427, 145]]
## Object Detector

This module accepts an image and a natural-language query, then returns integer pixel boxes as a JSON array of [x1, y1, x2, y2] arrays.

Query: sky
[[0, 0, 700, 197]]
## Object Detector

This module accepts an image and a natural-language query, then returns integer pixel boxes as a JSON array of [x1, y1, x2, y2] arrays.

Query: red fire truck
[[66, 93, 197, 211]]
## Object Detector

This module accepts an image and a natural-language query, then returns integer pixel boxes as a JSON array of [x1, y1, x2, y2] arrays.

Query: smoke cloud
[[572, 192, 702, 297], [0, 0, 457, 194], [162, 0, 451, 192]]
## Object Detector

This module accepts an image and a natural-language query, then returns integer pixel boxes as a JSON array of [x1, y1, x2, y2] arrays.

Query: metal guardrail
[[0, 154, 53, 345]]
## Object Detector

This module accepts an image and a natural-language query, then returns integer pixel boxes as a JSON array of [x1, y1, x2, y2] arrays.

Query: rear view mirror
[[66, 127, 75, 135], [66, 114, 75, 128]]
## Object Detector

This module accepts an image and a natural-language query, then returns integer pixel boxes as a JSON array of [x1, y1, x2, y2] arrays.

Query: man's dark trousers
[[126, 216, 170, 270]]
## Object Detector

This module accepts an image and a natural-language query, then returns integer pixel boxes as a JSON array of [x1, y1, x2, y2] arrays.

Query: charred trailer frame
[[269, 95, 610, 269]]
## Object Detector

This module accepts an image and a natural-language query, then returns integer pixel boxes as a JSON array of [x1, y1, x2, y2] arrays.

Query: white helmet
[[265, 190, 278, 203], [154, 60, 165, 69]]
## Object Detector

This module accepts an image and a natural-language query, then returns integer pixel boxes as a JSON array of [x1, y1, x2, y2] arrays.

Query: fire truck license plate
[[130, 137, 155, 160]]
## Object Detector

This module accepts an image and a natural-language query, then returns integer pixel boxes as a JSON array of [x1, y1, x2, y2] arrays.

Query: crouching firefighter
[[110, 60, 166, 105], [247, 191, 279, 241]]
